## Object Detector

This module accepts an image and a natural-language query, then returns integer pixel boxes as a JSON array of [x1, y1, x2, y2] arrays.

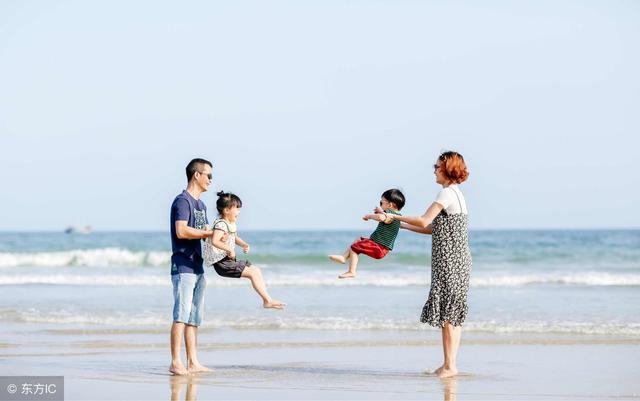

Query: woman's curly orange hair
[[438, 151, 469, 184]]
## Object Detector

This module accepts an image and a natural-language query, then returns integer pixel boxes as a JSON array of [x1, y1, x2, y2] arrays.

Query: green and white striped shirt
[[369, 209, 401, 250]]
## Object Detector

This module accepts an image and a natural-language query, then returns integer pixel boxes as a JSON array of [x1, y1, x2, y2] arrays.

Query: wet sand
[[1, 326, 639, 400]]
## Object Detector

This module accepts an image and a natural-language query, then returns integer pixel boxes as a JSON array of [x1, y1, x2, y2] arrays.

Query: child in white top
[[202, 191, 285, 309]]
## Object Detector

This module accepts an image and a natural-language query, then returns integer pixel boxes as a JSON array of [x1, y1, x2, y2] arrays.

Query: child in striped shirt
[[329, 189, 405, 279]]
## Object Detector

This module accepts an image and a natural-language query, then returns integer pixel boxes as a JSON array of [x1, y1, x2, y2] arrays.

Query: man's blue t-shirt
[[170, 190, 209, 275]]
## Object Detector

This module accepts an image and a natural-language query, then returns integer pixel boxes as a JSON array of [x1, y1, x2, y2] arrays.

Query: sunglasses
[[198, 171, 212, 180]]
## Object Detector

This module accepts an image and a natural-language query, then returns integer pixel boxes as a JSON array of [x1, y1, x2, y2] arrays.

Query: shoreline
[[2, 328, 639, 400]]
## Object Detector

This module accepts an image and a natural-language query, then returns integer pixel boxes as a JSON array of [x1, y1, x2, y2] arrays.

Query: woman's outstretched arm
[[390, 202, 443, 229], [400, 222, 433, 235]]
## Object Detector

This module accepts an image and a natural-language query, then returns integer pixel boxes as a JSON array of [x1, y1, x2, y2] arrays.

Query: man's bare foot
[[434, 365, 444, 375], [338, 272, 356, 279], [437, 367, 458, 378], [329, 255, 346, 264], [169, 363, 189, 375], [188, 363, 213, 374], [263, 300, 286, 309]]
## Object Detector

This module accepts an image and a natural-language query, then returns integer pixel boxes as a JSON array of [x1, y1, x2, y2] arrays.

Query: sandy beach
[[2, 325, 639, 401]]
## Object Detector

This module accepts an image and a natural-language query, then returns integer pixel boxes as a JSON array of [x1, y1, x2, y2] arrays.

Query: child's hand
[[374, 206, 384, 214], [228, 249, 236, 260], [362, 214, 370, 221], [242, 244, 250, 254]]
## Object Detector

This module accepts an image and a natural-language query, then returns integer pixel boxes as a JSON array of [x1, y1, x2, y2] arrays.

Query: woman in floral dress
[[384, 151, 471, 378]]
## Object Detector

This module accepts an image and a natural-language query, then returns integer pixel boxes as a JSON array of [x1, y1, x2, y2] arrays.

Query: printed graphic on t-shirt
[[193, 209, 206, 230]]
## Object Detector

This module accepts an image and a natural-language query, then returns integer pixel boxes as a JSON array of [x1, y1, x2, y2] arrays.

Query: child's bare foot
[[338, 272, 356, 279], [169, 363, 189, 376], [188, 362, 213, 374], [263, 300, 286, 309], [328, 255, 346, 264]]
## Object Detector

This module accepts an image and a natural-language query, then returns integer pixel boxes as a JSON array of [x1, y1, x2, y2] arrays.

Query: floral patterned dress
[[421, 192, 472, 327]]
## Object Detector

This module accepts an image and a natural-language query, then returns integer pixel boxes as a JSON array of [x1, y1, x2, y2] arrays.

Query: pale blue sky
[[1, 1, 639, 231]]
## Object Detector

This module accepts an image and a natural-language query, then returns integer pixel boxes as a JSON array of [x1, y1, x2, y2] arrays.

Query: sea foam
[[4, 310, 639, 336], [0, 248, 170, 267], [1, 272, 639, 287]]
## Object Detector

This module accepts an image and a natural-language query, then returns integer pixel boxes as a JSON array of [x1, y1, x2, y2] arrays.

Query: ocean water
[[1, 230, 639, 338]]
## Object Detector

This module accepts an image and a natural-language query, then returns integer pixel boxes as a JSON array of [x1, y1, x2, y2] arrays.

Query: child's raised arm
[[362, 212, 387, 222]]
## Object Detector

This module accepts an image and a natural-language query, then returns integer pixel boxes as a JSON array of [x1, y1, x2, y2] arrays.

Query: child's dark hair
[[216, 191, 242, 215], [382, 189, 405, 210]]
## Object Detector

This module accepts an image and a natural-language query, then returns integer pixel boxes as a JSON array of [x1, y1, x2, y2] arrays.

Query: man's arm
[[175, 220, 213, 239]]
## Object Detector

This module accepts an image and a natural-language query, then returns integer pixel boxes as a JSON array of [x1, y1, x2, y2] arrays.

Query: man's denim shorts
[[171, 273, 206, 326]]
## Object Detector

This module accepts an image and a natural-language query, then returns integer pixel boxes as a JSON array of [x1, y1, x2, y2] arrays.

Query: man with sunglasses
[[169, 158, 215, 375]]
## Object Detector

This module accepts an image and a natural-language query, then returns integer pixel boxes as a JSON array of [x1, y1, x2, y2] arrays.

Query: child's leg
[[329, 247, 350, 264], [338, 249, 359, 279], [329, 238, 360, 264], [240, 265, 286, 309]]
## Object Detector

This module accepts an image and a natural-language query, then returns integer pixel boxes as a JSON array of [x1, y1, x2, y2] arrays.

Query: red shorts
[[350, 237, 389, 259]]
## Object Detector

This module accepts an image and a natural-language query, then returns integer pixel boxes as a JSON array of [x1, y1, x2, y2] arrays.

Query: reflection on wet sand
[[170, 375, 198, 401], [441, 376, 457, 401]]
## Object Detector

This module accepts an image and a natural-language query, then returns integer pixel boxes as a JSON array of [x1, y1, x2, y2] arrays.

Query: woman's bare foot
[[263, 300, 286, 309], [437, 367, 458, 378], [338, 272, 356, 279], [169, 363, 189, 376], [423, 366, 443, 375], [329, 255, 346, 264], [188, 362, 213, 374]]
